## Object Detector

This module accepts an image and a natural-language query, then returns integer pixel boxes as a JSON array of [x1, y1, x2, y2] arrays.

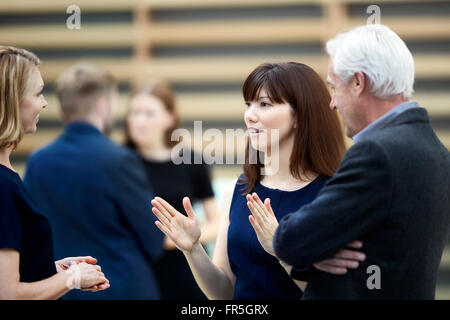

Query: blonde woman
[[0, 46, 109, 299]]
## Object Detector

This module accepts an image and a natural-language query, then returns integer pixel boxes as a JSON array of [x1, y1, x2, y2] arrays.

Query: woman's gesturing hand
[[247, 193, 367, 275], [247, 192, 278, 257], [151, 196, 201, 253]]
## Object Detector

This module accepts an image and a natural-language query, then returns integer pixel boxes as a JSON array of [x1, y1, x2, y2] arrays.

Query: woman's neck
[[0, 146, 14, 171], [261, 134, 316, 190], [138, 141, 172, 162]]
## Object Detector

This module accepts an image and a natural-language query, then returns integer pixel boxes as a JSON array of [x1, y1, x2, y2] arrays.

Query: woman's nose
[[245, 104, 258, 123], [42, 95, 48, 108]]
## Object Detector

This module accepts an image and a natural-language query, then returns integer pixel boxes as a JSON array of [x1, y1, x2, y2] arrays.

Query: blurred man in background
[[24, 62, 164, 299]]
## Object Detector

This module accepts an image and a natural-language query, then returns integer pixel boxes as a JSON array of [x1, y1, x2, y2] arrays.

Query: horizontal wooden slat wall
[[1, 0, 450, 298]]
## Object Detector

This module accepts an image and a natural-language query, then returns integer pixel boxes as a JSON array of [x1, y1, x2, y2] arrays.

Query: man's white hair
[[326, 24, 414, 100]]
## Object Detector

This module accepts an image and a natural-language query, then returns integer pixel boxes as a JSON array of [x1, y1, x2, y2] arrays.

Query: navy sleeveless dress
[[227, 175, 328, 299]]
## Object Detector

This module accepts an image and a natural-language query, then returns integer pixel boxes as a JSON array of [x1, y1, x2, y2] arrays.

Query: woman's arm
[[151, 179, 237, 300], [198, 197, 220, 244], [0, 249, 71, 300], [187, 180, 237, 299], [278, 261, 308, 291], [0, 249, 109, 300]]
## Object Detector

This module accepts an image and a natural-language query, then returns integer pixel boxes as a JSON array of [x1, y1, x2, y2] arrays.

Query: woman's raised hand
[[151, 196, 201, 253], [247, 194, 367, 275], [247, 192, 278, 257]]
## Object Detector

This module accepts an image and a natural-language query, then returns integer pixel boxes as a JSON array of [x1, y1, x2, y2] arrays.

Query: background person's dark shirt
[[139, 150, 214, 300]]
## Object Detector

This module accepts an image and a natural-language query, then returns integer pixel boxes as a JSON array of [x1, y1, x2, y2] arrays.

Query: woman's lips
[[248, 128, 264, 135]]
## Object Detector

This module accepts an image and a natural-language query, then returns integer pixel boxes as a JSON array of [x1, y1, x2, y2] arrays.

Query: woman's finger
[[247, 194, 265, 221], [249, 215, 264, 237], [154, 197, 179, 217], [80, 256, 97, 264], [252, 196, 269, 223], [98, 277, 108, 285], [97, 283, 110, 290], [252, 193, 270, 218], [152, 206, 171, 228], [182, 197, 196, 220], [247, 201, 265, 227], [151, 199, 173, 222], [264, 198, 275, 216], [155, 220, 173, 238]]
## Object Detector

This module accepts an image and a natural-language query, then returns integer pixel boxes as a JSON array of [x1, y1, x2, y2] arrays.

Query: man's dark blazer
[[24, 121, 164, 299], [274, 106, 450, 299]]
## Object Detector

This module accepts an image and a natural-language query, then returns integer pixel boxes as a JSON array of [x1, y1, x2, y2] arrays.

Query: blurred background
[[1, 0, 449, 298]]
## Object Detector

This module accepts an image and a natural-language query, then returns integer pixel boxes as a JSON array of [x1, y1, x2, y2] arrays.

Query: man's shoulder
[[86, 140, 142, 172], [358, 111, 441, 158], [344, 138, 388, 161], [27, 132, 139, 173], [26, 135, 63, 165]]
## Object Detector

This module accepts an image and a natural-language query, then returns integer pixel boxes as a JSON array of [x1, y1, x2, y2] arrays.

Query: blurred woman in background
[[0, 46, 109, 299], [124, 79, 220, 300]]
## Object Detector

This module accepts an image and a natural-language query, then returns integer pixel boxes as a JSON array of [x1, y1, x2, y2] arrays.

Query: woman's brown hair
[[124, 79, 180, 149], [0, 46, 40, 149], [240, 62, 346, 194]]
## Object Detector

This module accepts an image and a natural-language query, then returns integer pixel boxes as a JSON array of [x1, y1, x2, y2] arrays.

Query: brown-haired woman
[[151, 62, 365, 299], [0, 46, 109, 299], [124, 79, 220, 299]]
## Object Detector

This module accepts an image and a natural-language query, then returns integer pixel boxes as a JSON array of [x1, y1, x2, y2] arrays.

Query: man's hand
[[313, 241, 366, 275]]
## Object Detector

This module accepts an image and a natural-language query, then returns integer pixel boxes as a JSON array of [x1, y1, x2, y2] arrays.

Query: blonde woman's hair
[[0, 46, 40, 149]]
